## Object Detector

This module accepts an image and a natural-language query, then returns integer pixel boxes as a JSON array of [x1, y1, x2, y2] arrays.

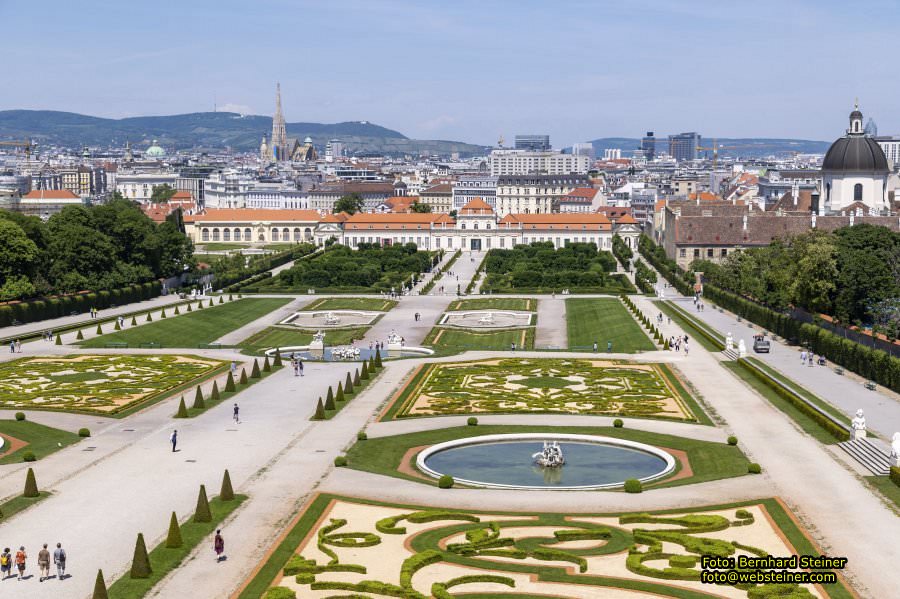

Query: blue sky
[[1, 0, 897, 146]]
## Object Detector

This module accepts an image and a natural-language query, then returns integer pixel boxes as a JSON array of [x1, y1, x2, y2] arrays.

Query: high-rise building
[[514, 135, 551, 151], [864, 117, 878, 137], [640, 132, 656, 160], [571, 143, 594, 159], [325, 139, 344, 162], [488, 149, 591, 176], [668, 132, 701, 162]]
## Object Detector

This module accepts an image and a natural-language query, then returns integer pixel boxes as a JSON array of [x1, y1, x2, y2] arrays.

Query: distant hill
[[0, 110, 489, 157], [589, 137, 831, 158]]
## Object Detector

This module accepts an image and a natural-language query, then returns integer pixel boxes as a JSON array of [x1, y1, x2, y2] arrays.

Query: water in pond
[[424, 441, 667, 488]]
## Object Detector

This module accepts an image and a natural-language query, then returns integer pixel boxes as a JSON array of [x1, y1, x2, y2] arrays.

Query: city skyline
[[1, 0, 898, 146]]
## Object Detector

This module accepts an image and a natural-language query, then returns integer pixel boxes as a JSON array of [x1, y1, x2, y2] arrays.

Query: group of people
[[692, 296, 706, 312], [657, 312, 672, 326], [669, 335, 690, 355], [8, 339, 21, 353], [88, 307, 100, 319], [40, 330, 55, 342], [289, 354, 304, 376], [0, 543, 66, 582], [800, 350, 827, 367]]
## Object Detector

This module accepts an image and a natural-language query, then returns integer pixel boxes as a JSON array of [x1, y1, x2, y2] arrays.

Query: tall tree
[[150, 184, 177, 203], [333, 193, 365, 215]]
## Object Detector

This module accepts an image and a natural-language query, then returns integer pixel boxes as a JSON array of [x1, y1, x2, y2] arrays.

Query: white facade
[[115, 172, 179, 202], [488, 149, 591, 176], [203, 170, 255, 209], [245, 189, 309, 210], [875, 136, 900, 169]]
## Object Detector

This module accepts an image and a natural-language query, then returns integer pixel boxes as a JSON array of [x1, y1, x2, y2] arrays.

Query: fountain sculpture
[[532, 441, 565, 468], [478, 312, 495, 325], [324, 311, 340, 325]]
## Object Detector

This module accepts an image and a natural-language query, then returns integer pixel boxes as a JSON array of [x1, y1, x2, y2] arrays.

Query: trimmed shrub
[[161, 308, 167, 318], [174, 306, 180, 315], [55, 333, 62, 345], [324, 392, 336, 411], [187, 304, 192, 312], [95, 324, 103, 335], [192, 386, 205, 410], [312, 398, 326, 420], [334, 455, 348, 467], [263, 587, 297, 598], [239, 368, 248, 385], [194, 484, 212, 523], [131, 315, 138, 325], [273, 350, 282, 367], [357, 430, 368, 441], [335, 384, 345, 403], [438, 475, 454, 489], [613, 418, 624, 428], [114, 322, 121, 331], [623, 478, 642, 493], [78, 427, 91, 437], [145, 313, 153, 322], [748, 463, 762, 474], [23, 467, 39, 496], [175, 397, 189, 418], [891, 466, 900, 489], [263, 356, 271, 372], [374, 349, 382, 368], [251, 359, 261, 379], [225, 371, 236, 392], [345, 372, 354, 394], [727, 435, 738, 446], [467, 417, 478, 426], [196, 301, 203, 310], [92, 569, 109, 599], [22, 451, 36, 462], [165, 511, 183, 548], [354, 369, 361, 386], [220, 469, 235, 501], [218, 296, 224, 304], [130, 533, 152, 578], [15, 411, 25, 421], [361, 360, 370, 380], [76, 329, 84, 340]]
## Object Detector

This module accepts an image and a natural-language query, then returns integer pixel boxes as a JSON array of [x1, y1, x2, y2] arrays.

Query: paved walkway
[[534, 296, 567, 348]]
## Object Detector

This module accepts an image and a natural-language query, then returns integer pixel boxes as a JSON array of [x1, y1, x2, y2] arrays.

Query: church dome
[[822, 106, 888, 173], [303, 136, 313, 144], [145, 140, 166, 159]]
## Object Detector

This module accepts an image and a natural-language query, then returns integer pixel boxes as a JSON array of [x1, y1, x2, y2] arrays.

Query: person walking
[[298, 359, 304, 376], [0, 548, 11, 579], [233, 403, 240, 424], [214, 530, 225, 562], [37, 544, 50, 582], [15, 339, 21, 353], [9, 340, 14, 353], [15, 546, 26, 581], [170, 429, 178, 452], [53, 543, 66, 581]]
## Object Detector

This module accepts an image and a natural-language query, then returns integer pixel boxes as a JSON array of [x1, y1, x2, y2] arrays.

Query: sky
[[1, 0, 898, 147]]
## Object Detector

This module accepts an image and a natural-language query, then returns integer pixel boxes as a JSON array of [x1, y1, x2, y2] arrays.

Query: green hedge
[[638, 235, 692, 296], [890, 466, 900, 489], [0, 281, 161, 327]]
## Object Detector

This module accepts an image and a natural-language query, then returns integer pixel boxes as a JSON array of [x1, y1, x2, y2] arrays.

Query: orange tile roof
[[563, 187, 599, 199], [460, 198, 493, 213], [185, 209, 322, 223], [688, 192, 720, 201], [171, 190, 193, 200], [22, 189, 79, 199], [498, 213, 611, 231], [616, 214, 638, 224]]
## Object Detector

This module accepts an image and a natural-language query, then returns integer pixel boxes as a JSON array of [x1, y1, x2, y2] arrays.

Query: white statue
[[891, 432, 900, 467], [851, 409, 867, 440], [726, 332, 734, 351], [478, 312, 495, 325], [532, 441, 565, 468], [387, 329, 404, 352], [324, 311, 340, 325], [738, 339, 747, 358]]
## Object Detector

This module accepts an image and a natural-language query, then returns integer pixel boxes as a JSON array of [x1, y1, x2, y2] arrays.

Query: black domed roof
[[822, 135, 889, 173]]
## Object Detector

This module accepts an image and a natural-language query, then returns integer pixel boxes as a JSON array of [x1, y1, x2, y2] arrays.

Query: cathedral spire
[[271, 82, 287, 160]]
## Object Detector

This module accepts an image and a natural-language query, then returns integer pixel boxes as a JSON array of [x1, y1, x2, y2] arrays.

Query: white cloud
[[218, 103, 254, 115]]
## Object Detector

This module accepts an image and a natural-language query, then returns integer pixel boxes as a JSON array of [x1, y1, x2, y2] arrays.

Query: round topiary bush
[[14, 412, 25, 421], [438, 475, 455, 489], [613, 418, 624, 428], [78, 428, 91, 438], [357, 430, 367, 441], [623, 478, 642, 493], [727, 436, 738, 446], [334, 455, 348, 467], [467, 417, 478, 426], [23, 451, 36, 462], [748, 463, 762, 474]]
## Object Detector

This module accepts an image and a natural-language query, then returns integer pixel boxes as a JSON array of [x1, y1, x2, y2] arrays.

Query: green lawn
[[448, 298, 536, 311], [0, 492, 51, 521], [107, 495, 246, 598], [194, 242, 253, 251], [345, 425, 749, 489], [423, 327, 535, 351], [79, 298, 292, 348], [300, 297, 397, 311], [0, 420, 80, 464], [238, 326, 369, 355], [657, 301, 724, 351], [865, 476, 900, 512], [566, 298, 655, 352]]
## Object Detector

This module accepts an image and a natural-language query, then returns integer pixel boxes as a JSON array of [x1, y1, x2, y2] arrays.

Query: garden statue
[[478, 312, 495, 325], [532, 441, 565, 467], [738, 339, 747, 358], [324, 311, 340, 325], [851, 409, 867, 440], [309, 330, 326, 355], [388, 329, 404, 352], [726, 332, 734, 351], [891, 432, 900, 467]]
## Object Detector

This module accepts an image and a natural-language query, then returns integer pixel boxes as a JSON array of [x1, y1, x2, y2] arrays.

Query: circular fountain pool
[[417, 434, 675, 490]]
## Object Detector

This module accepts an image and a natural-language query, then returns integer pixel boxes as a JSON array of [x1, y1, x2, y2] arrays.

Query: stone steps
[[838, 438, 892, 476], [722, 348, 740, 361]]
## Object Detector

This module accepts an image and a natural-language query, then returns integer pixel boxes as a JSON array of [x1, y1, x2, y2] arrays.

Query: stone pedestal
[[852, 428, 867, 441]]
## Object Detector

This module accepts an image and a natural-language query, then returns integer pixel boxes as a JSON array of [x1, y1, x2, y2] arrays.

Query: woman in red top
[[15, 546, 26, 580]]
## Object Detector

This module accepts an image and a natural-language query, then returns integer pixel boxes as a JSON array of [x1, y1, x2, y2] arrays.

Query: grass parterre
[[0, 354, 225, 415], [386, 358, 702, 421], [566, 297, 656, 352], [300, 297, 398, 311], [422, 327, 535, 352]]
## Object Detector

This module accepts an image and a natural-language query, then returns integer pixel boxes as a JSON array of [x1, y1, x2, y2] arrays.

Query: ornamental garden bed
[[383, 358, 705, 423], [447, 298, 536, 312], [422, 327, 536, 352], [0, 354, 226, 415], [241, 494, 851, 599], [300, 297, 398, 312], [238, 326, 369, 355]]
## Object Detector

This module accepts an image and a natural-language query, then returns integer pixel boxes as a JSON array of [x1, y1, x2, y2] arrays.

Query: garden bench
[[105, 342, 128, 348], [202, 343, 223, 349], [139, 342, 161, 349], [834, 367, 844, 375], [864, 381, 876, 391]]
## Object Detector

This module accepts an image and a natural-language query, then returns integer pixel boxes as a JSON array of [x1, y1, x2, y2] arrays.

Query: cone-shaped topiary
[[55, 334, 62, 345], [161, 308, 167, 318], [335, 384, 345, 403], [187, 303, 192, 312], [192, 386, 205, 410], [326, 386, 334, 405], [345, 372, 354, 394], [251, 359, 261, 379], [131, 315, 138, 325], [273, 350, 282, 367], [218, 296, 224, 304], [210, 381, 220, 401], [114, 321, 121, 331], [229, 294, 234, 301], [175, 396, 189, 418], [225, 371, 236, 392], [324, 392, 335, 411], [174, 305, 180, 315], [374, 349, 382, 368], [196, 301, 203, 310], [146, 313, 153, 322], [92, 569, 109, 599], [165, 511, 183, 548], [361, 360, 369, 380], [76, 329, 84, 340], [23, 467, 39, 497], [353, 368, 361, 386], [312, 397, 326, 420], [220, 469, 235, 501], [130, 533, 152, 578], [96, 324, 103, 335], [663, 339, 670, 350], [263, 356, 271, 372], [194, 484, 212, 523], [239, 368, 248, 384]]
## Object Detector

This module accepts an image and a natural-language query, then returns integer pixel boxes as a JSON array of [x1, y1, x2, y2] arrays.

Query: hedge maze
[[0, 354, 224, 414], [391, 358, 697, 420], [256, 495, 847, 599]]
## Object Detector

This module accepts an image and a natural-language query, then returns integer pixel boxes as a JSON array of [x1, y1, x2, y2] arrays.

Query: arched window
[[212, 228, 220, 241], [271, 228, 279, 241], [293, 227, 301, 241], [233, 228, 241, 241], [223, 228, 231, 241], [244, 228, 252, 240], [304, 227, 312, 239], [854, 183, 863, 202], [282, 227, 290, 239], [201, 228, 209, 241]]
